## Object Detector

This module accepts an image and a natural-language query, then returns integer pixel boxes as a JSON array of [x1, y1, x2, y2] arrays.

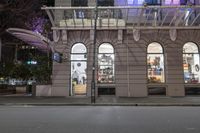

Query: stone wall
[[51, 29, 200, 97]]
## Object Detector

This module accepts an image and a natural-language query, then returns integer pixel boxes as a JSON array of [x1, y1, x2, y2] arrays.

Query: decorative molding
[[169, 29, 177, 41], [90, 30, 94, 41], [118, 30, 123, 43], [53, 30, 60, 42], [62, 30, 67, 44], [133, 29, 140, 41]]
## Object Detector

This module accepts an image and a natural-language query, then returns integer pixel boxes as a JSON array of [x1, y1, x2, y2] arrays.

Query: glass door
[[71, 43, 87, 96]]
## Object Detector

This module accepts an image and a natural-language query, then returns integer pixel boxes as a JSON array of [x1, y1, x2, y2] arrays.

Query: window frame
[[70, 43, 88, 96], [147, 42, 165, 84], [97, 43, 115, 84]]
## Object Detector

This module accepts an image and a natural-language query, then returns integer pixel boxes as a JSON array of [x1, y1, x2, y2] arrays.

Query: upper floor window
[[98, 0, 114, 6], [71, 43, 87, 61], [183, 42, 200, 83], [180, 0, 195, 5], [165, 0, 179, 5], [128, 0, 145, 5], [71, 0, 88, 6], [145, 0, 161, 5], [98, 43, 115, 83], [147, 42, 165, 83]]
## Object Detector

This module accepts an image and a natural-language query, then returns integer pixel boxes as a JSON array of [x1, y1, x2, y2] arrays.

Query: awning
[[6, 28, 52, 52], [42, 5, 200, 30]]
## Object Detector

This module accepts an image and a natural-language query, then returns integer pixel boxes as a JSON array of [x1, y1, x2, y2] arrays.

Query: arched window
[[98, 43, 114, 83], [183, 42, 200, 83], [71, 43, 87, 54], [71, 43, 87, 96], [147, 42, 165, 83]]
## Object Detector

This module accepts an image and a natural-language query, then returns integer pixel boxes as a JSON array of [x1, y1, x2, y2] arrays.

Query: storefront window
[[71, 43, 87, 96], [183, 42, 200, 83], [147, 42, 165, 83], [98, 43, 114, 83]]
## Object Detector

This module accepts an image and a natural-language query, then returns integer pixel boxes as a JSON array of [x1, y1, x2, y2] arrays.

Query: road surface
[[0, 106, 199, 133]]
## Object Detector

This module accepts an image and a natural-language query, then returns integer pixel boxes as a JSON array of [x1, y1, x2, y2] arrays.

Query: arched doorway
[[183, 42, 200, 83], [71, 43, 87, 96]]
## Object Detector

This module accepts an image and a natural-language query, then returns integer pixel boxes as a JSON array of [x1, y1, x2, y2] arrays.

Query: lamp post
[[91, 0, 98, 103]]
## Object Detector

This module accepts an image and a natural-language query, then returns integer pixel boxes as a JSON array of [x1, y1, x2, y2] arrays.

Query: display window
[[98, 43, 114, 83], [183, 42, 200, 83], [71, 43, 87, 96], [147, 42, 165, 83]]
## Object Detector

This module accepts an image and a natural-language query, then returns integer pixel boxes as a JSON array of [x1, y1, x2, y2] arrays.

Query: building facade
[[43, 0, 200, 97]]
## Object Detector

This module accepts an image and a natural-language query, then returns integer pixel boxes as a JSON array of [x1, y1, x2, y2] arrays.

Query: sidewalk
[[0, 96, 200, 106]]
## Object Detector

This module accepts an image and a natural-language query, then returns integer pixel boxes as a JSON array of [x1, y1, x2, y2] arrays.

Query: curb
[[1, 103, 200, 106]]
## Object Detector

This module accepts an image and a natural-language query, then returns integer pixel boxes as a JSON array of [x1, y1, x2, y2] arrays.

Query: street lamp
[[91, 0, 98, 103]]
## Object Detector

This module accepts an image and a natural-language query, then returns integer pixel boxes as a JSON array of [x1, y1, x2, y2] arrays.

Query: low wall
[[36, 85, 52, 96], [16, 86, 26, 93]]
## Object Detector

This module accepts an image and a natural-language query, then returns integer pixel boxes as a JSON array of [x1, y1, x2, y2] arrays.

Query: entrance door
[[71, 43, 87, 96]]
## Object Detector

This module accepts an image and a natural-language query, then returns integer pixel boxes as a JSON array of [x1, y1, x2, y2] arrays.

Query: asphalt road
[[0, 106, 200, 133]]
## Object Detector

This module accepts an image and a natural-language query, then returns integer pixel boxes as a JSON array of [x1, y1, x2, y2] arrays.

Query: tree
[[0, 0, 53, 84], [0, 0, 40, 36], [29, 54, 52, 84], [0, 0, 53, 37], [9, 63, 31, 80]]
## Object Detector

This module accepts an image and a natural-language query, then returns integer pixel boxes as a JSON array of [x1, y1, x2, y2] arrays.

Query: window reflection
[[98, 43, 114, 83], [183, 42, 200, 83], [147, 42, 165, 83]]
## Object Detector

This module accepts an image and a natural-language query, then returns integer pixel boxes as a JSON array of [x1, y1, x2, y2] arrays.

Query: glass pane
[[98, 65, 114, 83], [145, 0, 161, 5], [71, 61, 87, 95], [99, 43, 114, 53], [71, 54, 87, 61], [183, 54, 200, 83], [71, 0, 88, 6], [147, 54, 165, 83], [72, 43, 87, 53], [98, 0, 114, 6], [128, 0, 144, 5], [183, 42, 198, 53], [147, 42, 163, 53], [165, 0, 179, 5], [98, 54, 114, 65], [98, 53, 114, 83]]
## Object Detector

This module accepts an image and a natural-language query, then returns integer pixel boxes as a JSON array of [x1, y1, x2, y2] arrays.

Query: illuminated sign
[[27, 61, 37, 65]]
